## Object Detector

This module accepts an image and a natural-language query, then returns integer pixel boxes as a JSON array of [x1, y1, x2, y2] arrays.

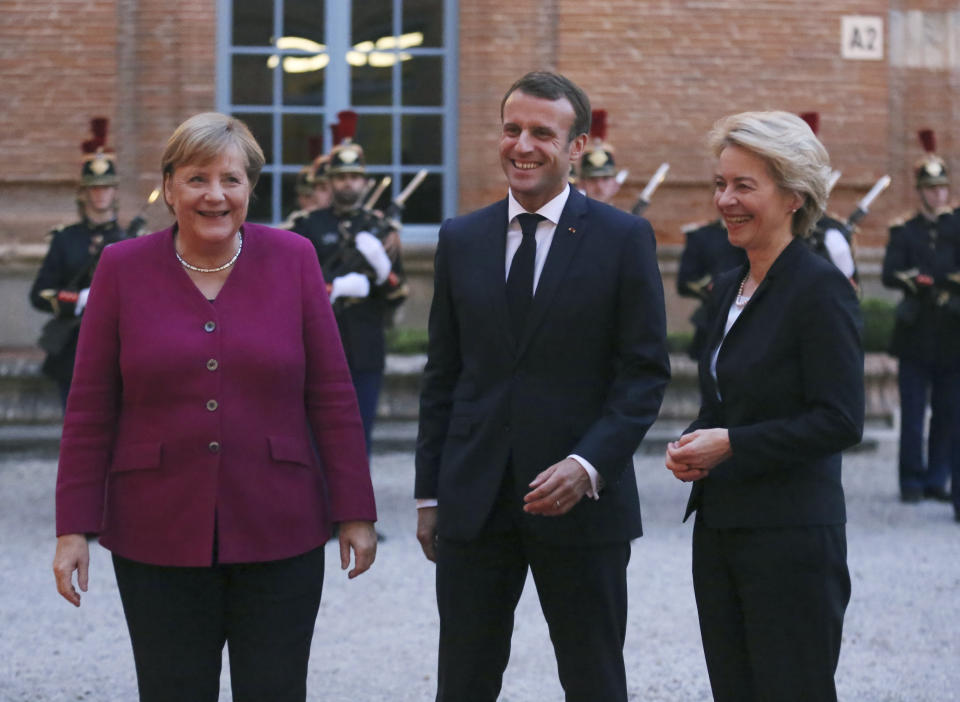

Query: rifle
[[631, 163, 670, 216], [125, 186, 161, 238], [845, 175, 891, 231]]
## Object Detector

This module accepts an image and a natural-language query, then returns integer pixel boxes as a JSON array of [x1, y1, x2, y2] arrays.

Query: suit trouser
[[112, 546, 325, 702], [692, 521, 850, 702], [897, 358, 960, 495], [434, 479, 631, 702]]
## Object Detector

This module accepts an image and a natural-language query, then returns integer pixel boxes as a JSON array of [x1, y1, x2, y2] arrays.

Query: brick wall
[[0, 0, 216, 243], [3, 0, 959, 250]]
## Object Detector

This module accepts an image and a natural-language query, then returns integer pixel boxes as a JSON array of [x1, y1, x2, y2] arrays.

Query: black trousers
[[112, 547, 325, 702], [692, 522, 850, 702], [435, 472, 631, 702]]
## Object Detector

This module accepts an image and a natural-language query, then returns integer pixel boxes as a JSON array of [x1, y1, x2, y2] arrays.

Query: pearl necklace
[[176, 233, 243, 273], [734, 274, 752, 308]]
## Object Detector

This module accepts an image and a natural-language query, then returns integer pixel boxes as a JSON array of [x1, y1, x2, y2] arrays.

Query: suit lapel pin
[[568, 227, 576, 234]]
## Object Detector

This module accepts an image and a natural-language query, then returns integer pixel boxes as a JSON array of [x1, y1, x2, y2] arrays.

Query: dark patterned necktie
[[506, 213, 545, 339]]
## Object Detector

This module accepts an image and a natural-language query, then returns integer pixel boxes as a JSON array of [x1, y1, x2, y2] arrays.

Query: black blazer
[[416, 187, 670, 545], [683, 237, 864, 528]]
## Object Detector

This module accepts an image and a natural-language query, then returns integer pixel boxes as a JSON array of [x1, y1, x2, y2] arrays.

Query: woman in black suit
[[666, 111, 864, 702]]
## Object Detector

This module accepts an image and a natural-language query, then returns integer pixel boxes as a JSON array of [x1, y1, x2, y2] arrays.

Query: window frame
[[216, 0, 458, 242]]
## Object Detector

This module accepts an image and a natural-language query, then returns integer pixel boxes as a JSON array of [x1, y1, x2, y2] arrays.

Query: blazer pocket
[[110, 441, 162, 473], [447, 416, 476, 438], [268, 435, 315, 467]]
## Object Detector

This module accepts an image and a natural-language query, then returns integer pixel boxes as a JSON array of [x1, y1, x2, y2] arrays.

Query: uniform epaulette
[[681, 220, 708, 234], [46, 224, 68, 240], [825, 210, 844, 222], [888, 212, 911, 228]]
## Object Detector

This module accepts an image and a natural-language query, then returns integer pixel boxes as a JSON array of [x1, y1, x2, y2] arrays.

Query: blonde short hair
[[161, 113, 265, 189], [708, 111, 831, 238]]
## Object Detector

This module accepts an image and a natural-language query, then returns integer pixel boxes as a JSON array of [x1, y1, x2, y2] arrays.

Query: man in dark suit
[[415, 72, 670, 702]]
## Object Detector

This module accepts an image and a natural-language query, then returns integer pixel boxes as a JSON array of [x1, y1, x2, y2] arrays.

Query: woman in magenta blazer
[[52, 113, 377, 702]]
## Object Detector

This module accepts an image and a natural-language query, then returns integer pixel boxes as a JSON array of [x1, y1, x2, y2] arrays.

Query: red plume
[[307, 136, 323, 160], [81, 138, 100, 154], [337, 110, 358, 142], [590, 109, 607, 141], [329, 122, 341, 146], [918, 129, 936, 154], [90, 117, 109, 142], [799, 112, 819, 136]]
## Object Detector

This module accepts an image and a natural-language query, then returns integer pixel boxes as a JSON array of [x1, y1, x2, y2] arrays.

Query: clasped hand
[[665, 428, 732, 482]]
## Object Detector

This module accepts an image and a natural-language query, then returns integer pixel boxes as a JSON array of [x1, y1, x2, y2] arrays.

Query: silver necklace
[[734, 274, 752, 308], [176, 233, 243, 273]]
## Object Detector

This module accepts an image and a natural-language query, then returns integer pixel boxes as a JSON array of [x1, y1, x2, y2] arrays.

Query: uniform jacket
[[882, 211, 960, 367], [55, 224, 376, 567], [415, 187, 671, 545], [29, 219, 127, 383], [291, 206, 407, 372], [683, 238, 864, 528], [676, 220, 747, 360]]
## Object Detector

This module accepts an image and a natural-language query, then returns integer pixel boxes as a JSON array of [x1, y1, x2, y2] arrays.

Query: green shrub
[[860, 297, 895, 353], [386, 327, 430, 354]]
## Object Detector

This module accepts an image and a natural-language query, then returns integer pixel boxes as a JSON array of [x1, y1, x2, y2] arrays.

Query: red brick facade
[[2, 1, 958, 249]]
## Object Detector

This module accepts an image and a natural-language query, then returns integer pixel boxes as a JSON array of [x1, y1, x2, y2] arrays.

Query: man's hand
[[522, 458, 591, 516], [53, 534, 89, 607], [338, 520, 377, 578], [416, 506, 439, 562]]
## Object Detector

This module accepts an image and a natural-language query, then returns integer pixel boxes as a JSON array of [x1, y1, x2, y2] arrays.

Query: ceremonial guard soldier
[[882, 129, 960, 509], [29, 118, 139, 407], [290, 111, 407, 455], [798, 112, 858, 287], [281, 140, 332, 227], [579, 109, 621, 205], [676, 218, 747, 360]]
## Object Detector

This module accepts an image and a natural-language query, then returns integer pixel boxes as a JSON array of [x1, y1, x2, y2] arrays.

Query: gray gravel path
[[1, 439, 958, 701]]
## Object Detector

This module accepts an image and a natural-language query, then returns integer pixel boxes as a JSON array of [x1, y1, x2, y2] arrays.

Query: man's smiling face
[[499, 90, 585, 212]]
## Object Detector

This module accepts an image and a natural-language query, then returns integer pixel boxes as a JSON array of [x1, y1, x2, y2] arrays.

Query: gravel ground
[[1, 439, 958, 701]]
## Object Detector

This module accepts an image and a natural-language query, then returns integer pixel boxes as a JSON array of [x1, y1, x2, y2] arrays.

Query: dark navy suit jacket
[[415, 187, 670, 545], [683, 238, 864, 528]]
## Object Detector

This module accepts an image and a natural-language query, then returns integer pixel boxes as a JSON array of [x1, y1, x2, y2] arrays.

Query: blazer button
[[206, 399, 219, 411], [208, 441, 220, 454], [206, 358, 219, 371], [204, 321, 216, 332]]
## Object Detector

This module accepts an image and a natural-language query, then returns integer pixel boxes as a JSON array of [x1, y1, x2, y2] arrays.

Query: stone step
[[0, 348, 899, 453]]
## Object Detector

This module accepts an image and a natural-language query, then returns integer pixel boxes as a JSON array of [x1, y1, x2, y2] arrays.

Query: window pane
[[233, 0, 274, 46], [403, 0, 444, 48], [283, 0, 325, 45], [248, 173, 273, 222], [400, 171, 441, 224], [351, 63, 392, 106], [283, 114, 325, 164], [352, 0, 393, 46], [402, 56, 442, 106], [235, 113, 274, 164], [355, 114, 392, 165], [281, 172, 303, 220], [283, 56, 327, 106], [233, 55, 274, 105], [401, 115, 442, 165]]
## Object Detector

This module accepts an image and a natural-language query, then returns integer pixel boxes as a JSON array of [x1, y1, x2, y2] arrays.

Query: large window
[[217, 0, 458, 242]]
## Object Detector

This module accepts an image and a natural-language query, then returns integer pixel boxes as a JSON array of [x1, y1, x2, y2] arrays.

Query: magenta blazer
[[55, 224, 376, 567]]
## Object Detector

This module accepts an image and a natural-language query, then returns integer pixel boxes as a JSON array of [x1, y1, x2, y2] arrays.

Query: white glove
[[330, 272, 371, 303], [74, 288, 90, 316], [354, 231, 392, 285]]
